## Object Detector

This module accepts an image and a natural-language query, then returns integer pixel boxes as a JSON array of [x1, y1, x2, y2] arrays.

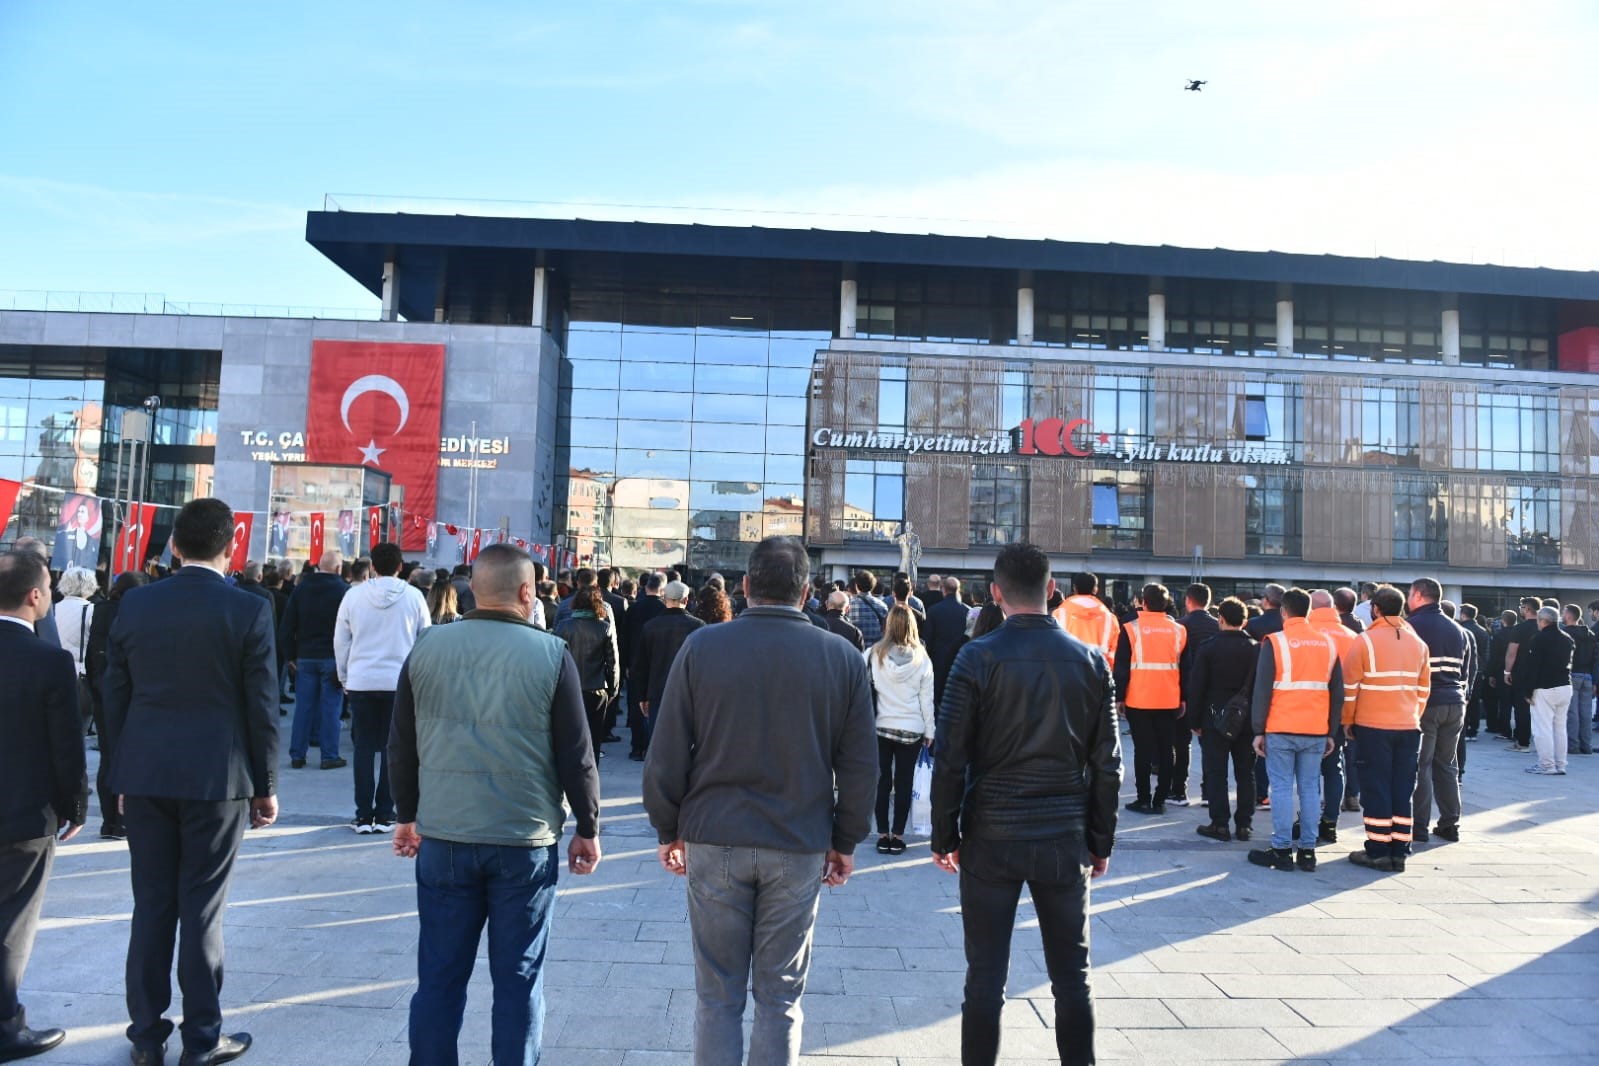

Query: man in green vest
[[388, 542, 601, 1066]]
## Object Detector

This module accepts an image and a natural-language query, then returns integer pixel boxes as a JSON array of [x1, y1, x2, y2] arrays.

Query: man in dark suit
[[822, 590, 866, 651], [621, 572, 669, 759], [103, 499, 281, 1066], [924, 576, 971, 708], [1174, 583, 1221, 807], [9, 539, 59, 648], [631, 581, 705, 758], [0, 550, 86, 1062]]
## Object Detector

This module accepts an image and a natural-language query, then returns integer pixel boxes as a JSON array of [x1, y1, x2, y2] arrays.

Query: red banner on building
[[308, 512, 325, 565], [228, 512, 254, 573], [113, 503, 156, 574], [368, 506, 382, 551], [304, 340, 445, 552], [0, 479, 19, 540]]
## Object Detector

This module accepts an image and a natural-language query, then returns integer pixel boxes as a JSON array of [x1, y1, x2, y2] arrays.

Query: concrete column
[[1148, 292, 1167, 351], [1442, 584, 1464, 606], [531, 266, 548, 331], [1275, 299, 1294, 357], [1017, 271, 1035, 346], [1441, 307, 1461, 365], [381, 259, 399, 322], [839, 278, 858, 339]]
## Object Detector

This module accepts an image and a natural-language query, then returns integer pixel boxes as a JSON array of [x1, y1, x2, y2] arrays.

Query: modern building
[[5, 206, 1599, 610]]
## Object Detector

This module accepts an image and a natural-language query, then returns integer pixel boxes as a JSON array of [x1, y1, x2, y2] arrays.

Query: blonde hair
[[871, 604, 925, 666]]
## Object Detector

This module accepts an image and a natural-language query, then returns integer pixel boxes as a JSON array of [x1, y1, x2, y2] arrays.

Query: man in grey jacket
[[643, 536, 877, 1066], [388, 543, 600, 1066]]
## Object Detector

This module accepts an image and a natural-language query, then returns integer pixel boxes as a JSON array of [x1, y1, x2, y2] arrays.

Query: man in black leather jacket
[[1185, 597, 1259, 841], [931, 543, 1120, 1066]]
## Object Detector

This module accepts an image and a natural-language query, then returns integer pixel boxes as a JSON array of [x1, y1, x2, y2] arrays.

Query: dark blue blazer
[[103, 566, 280, 801], [0, 621, 87, 844]]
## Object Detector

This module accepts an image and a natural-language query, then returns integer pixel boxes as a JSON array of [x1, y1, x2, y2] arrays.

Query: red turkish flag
[[308, 512, 325, 565], [113, 503, 156, 574], [368, 506, 383, 551], [0, 478, 20, 539], [228, 512, 254, 573], [468, 528, 482, 563], [304, 341, 444, 552]]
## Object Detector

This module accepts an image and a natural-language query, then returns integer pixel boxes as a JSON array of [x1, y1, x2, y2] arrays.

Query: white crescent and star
[[341, 375, 410, 466]]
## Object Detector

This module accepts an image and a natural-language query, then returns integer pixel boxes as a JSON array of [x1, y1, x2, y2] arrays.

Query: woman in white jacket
[[867, 604, 935, 855]]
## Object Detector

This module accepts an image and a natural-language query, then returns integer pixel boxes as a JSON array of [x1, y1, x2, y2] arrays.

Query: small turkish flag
[[368, 506, 382, 551], [445, 523, 458, 536], [468, 528, 482, 563], [309, 513, 325, 565], [515, 538, 527, 550], [228, 513, 254, 573], [113, 503, 156, 574]]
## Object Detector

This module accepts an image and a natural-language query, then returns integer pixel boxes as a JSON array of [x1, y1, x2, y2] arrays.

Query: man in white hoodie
[[335, 542, 430, 834]]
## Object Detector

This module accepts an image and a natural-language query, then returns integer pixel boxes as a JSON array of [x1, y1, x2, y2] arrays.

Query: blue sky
[[3, 2, 1595, 311]]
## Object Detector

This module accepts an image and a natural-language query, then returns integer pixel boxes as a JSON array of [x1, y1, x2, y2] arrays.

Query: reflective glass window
[[767, 396, 806, 426], [563, 446, 617, 478], [691, 451, 764, 482], [615, 448, 691, 479], [969, 463, 1029, 545], [695, 364, 767, 394], [621, 361, 694, 393], [1244, 474, 1301, 557], [1090, 469, 1148, 550], [691, 480, 763, 509], [564, 329, 622, 362], [616, 419, 692, 451], [566, 418, 618, 449], [696, 333, 769, 366], [620, 331, 695, 363], [1506, 483, 1560, 565], [1392, 479, 1448, 562], [765, 425, 805, 456], [765, 453, 803, 484], [768, 367, 811, 397], [878, 366, 907, 430], [567, 389, 618, 419], [567, 361, 620, 390], [694, 393, 765, 423], [769, 335, 829, 367], [694, 423, 765, 453], [620, 390, 691, 420]]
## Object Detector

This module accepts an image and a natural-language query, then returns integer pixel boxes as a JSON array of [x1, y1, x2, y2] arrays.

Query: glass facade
[[0, 344, 220, 556], [554, 255, 831, 572]]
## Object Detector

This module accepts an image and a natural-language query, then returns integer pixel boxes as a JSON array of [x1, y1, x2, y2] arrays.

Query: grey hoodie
[[334, 576, 431, 691]]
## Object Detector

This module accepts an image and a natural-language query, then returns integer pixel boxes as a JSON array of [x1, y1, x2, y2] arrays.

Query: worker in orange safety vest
[[1113, 582, 1186, 815]]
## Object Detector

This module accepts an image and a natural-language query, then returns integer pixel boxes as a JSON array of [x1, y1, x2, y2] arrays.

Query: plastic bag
[[909, 747, 934, 837]]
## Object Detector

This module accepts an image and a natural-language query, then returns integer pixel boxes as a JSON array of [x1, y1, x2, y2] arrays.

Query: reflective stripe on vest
[[1266, 624, 1336, 732], [1126, 615, 1184, 708]]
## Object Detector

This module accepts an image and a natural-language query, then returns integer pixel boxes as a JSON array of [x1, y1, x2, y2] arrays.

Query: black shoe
[[1196, 823, 1231, 842], [628, 752, 645, 762], [1341, 796, 1361, 812], [1247, 846, 1295, 872], [1413, 828, 1430, 844], [0, 1008, 65, 1063], [178, 1033, 251, 1065], [1391, 856, 1407, 873], [887, 837, 907, 855], [1296, 848, 1317, 872], [1233, 826, 1251, 842], [1124, 800, 1158, 815], [1317, 820, 1338, 845], [602, 733, 621, 743], [1348, 851, 1394, 872], [100, 824, 127, 841], [130, 1043, 167, 1066], [290, 758, 305, 769], [875, 836, 893, 854], [1433, 824, 1459, 842], [319, 758, 346, 770]]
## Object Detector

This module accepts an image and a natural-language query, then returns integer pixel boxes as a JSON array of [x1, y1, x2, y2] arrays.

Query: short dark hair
[[1564, 603, 1582, 623], [747, 536, 809, 604], [993, 543, 1051, 607], [892, 576, 912, 602], [1459, 603, 1478, 621], [852, 569, 877, 595], [1500, 610, 1517, 625], [1333, 587, 1358, 614], [350, 559, 370, 581], [1543, 596, 1561, 610], [643, 571, 664, 593], [1371, 585, 1405, 619], [172, 498, 235, 562], [596, 567, 615, 589], [370, 542, 403, 577], [1184, 582, 1211, 609], [1141, 582, 1170, 614], [574, 567, 596, 588], [1589, 599, 1599, 614], [1520, 595, 1542, 614], [1409, 578, 1441, 604], [0, 551, 48, 611], [1071, 572, 1098, 596], [1281, 587, 1311, 618], [1217, 596, 1246, 627]]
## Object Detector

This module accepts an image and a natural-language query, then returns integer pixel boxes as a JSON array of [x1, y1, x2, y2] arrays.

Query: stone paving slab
[[19, 720, 1599, 1064]]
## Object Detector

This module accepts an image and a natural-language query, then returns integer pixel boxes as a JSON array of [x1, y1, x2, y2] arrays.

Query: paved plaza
[[22, 718, 1599, 1066]]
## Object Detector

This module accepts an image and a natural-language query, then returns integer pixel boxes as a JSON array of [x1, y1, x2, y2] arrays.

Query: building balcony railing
[[0, 289, 380, 321]]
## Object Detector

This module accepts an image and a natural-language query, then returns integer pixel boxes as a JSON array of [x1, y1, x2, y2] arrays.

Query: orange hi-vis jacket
[[1057, 594, 1119, 655], [1307, 607, 1358, 662], [1340, 616, 1431, 731], [1264, 617, 1340, 734], [1124, 611, 1185, 708]]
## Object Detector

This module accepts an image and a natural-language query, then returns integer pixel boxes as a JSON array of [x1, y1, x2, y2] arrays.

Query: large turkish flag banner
[[308, 513, 325, 565], [305, 340, 445, 552], [228, 512, 254, 573], [113, 503, 156, 574]]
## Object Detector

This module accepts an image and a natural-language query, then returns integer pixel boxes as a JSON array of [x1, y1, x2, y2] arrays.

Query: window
[[1506, 483, 1560, 566], [1091, 469, 1148, 550], [1360, 385, 1420, 466], [1241, 395, 1269, 440], [1092, 374, 1148, 449], [969, 464, 1029, 545], [1393, 479, 1448, 562], [843, 459, 904, 541], [1244, 474, 1301, 557], [878, 365, 907, 430]]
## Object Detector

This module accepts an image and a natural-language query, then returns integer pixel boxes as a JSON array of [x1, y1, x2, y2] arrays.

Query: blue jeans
[[1265, 734, 1324, 850], [289, 659, 342, 762], [685, 843, 824, 1066], [1567, 673, 1594, 753], [410, 839, 558, 1066], [347, 690, 395, 823]]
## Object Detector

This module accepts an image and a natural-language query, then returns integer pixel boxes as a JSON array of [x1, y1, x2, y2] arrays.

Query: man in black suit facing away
[[0, 550, 87, 1062], [103, 499, 281, 1066]]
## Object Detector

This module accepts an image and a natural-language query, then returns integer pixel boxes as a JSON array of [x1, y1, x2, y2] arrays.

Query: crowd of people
[[0, 505, 1592, 1066]]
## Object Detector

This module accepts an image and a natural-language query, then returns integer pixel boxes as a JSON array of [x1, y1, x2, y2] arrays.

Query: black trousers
[[1127, 709, 1179, 804], [90, 698, 121, 832], [0, 836, 54, 1022], [123, 796, 248, 1054], [1200, 728, 1256, 830], [582, 690, 608, 758], [959, 834, 1095, 1066], [875, 736, 920, 835], [1173, 719, 1193, 796]]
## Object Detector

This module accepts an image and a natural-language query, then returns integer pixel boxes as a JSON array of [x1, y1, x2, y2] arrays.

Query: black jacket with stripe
[[1407, 602, 1474, 706]]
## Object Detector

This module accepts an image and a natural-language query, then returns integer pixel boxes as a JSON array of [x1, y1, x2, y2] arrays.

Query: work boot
[[1247, 846, 1295, 872], [1196, 822, 1231, 842], [1348, 851, 1394, 872], [1295, 848, 1318, 872], [1317, 819, 1338, 845]]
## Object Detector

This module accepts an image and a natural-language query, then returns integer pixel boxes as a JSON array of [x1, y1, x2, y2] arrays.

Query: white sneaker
[[1169, 794, 1191, 807], [352, 818, 373, 833], [372, 820, 395, 834]]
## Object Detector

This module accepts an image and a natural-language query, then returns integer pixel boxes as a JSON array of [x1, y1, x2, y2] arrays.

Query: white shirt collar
[[184, 561, 228, 578], [0, 614, 36, 631]]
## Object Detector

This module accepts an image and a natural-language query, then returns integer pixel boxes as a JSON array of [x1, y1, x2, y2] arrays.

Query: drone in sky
[[1185, 79, 1207, 92]]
